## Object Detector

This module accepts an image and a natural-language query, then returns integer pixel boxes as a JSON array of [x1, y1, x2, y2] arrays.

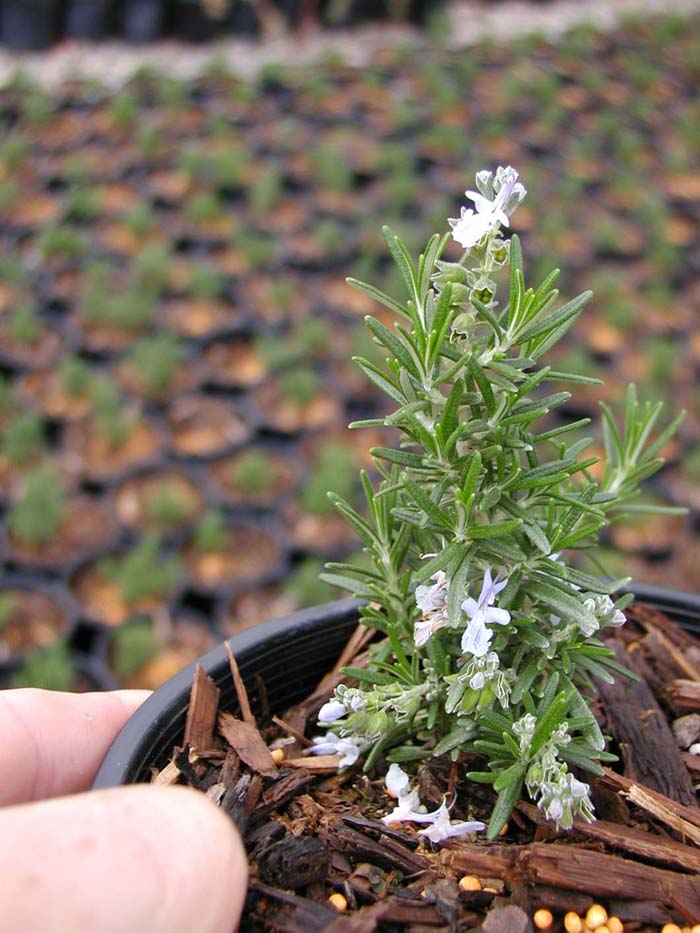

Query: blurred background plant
[[0, 5, 698, 690]]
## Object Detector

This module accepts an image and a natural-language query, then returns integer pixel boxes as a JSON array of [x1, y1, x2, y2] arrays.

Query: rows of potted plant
[[1, 10, 699, 692]]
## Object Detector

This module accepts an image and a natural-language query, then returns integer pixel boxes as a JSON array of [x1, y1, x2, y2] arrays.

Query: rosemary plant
[[312, 166, 685, 841]]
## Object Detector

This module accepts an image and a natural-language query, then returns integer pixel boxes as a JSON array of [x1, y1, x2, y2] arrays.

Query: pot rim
[[93, 585, 700, 790]]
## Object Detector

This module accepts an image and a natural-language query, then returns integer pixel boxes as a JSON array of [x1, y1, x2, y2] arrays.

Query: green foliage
[[257, 318, 331, 370], [188, 261, 225, 300], [8, 300, 40, 346], [59, 355, 93, 398], [318, 171, 684, 837], [12, 640, 74, 692], [0, 133, 30, 170], [127, 333, 186, 397], [0, 593, 14, 632], [9, 465, 67, 545], [312, 147, 353, 192], [110, 90, 139, 128], [106, 534, 182, 605], [122, 203, 158, 239], [279, 367, 320, 407], [230, 450, 277, 495], [301, 444, 357, 516], [81, 264, 157, 332], [134, 242, 171, 292], [0, 179, 18, 211], [184, 191, 223, 226], [111, 619, 159, 679], [1, 411, 44, 465], [37, 225, 87, 262], [90, 378, 135, 448], [64, 185, 101, 223], [193, 509, 228, 553], [146, 483, 194, 528], [249, 164, 284, 214]]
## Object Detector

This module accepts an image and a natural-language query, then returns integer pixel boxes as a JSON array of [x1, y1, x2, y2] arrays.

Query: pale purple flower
[[460, 569, 510, 657], [318, 699, 347, 723], [414, 570, 449, 647], [417, 800, 486, 844], [415, 570, 448, 613], [309, 732, 361, 769]]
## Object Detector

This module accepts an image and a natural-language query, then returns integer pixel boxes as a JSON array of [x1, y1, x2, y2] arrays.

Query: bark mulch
[[152, 604, 700, 931]]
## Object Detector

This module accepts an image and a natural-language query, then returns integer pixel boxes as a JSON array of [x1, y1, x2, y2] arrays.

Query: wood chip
[[151, 760, 181, 786], [285, 754, 344, 772], [225, 642, 255, 725], [518, 801, 700, 873], [597, 640, 698, 807], [442, 842, 700, 920], [668, 679, 700, 713], [183, 664, 220, 753], [218, 712, 277, 777], [600, 769, 700, 838]]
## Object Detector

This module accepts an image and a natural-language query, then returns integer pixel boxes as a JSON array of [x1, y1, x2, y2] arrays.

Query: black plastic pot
[[1, 0, 57, 50], [64, 0, 109, 39], [94, 586, 700, 789], [122, 0, 163, 41], [176, 1, 220, 42]]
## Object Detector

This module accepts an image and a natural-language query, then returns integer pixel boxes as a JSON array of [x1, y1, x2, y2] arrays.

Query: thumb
[[0, 785, 248, 933]]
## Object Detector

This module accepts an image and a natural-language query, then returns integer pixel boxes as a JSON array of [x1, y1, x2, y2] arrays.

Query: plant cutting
[[182, 508, 283, 592], [96, 165, 700, 931], [72, 533, 184, 628], [114, 468, 205, 538], [210, 446, 300, 509], [307, 164, 684, 837], [255, 367, 342, 434], [6, 463, 117, 571]]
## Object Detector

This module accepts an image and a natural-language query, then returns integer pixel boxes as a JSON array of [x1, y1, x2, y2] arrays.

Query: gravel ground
[[1, 0, 699, 87]]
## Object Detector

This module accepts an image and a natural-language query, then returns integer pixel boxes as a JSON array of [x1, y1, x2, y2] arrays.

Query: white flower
[[381, 770, 485, 843], [417, 799, 486, 844], [449, 166, 526, 250], [461, 569, 510, 657], [382, 788, 432, 825], [309, 732, 362, 769], [513, 713, 537, 751], [582, 595, 626, 637], [386, 763, 411, 799], [689, 743, 700, 756], [382, 764, 434, 825], [318, 699, 347, 723]]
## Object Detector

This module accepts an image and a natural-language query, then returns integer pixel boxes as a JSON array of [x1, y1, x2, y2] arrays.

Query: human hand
[[0, 688, 248, 933]]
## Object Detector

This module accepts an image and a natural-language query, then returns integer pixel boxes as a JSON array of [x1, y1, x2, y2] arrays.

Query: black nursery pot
[[122, 0, 163, 41], [64, 0, 109, 40], [94, 598, 361, 786], [1, 0, 57, 50], [93, 587, 700, 789]]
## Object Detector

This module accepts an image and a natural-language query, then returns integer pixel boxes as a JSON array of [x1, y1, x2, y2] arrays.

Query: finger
[[0, 785, 247, 933], [0, 688, 151, 806]]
